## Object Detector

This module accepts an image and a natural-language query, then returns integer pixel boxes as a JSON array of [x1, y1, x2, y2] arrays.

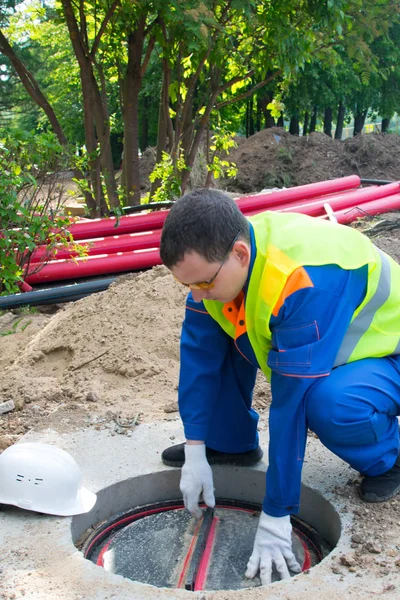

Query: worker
[[159, 188, 400, 585]]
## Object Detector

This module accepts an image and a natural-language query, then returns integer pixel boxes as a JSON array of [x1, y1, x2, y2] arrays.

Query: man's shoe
[[360, 457, 400, 503], [161, 442, 263, 468]]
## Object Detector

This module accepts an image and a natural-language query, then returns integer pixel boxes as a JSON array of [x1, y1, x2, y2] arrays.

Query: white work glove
[[180, 444, 215, 519], [245, 511, 302, 585]]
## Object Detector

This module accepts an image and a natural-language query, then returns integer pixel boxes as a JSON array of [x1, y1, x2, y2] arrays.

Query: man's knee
[[305, 376, 381, 447], [306, 378, 340, 443]]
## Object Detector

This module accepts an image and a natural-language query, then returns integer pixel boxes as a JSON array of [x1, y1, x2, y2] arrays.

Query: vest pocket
[[268, 321, 319, 375]]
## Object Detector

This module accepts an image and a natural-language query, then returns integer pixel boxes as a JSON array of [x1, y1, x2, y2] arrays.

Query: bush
[[0, 129, 84, 295]]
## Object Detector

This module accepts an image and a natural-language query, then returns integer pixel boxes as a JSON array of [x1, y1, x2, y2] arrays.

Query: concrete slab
[[0, 421, 399, 600]]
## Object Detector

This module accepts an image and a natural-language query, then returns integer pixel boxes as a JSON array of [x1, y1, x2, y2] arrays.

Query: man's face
[[171, 240, 251, 304]]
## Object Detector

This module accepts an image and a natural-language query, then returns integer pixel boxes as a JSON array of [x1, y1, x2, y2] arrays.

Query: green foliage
[[0, 128, 85, 295], [267, 98, 285, 119], [14, 304, 38, 315], [1, 0, 400, 204], [263, 170, 292, 189], [0, 317, 25, 336], [277, 146, 294, 164], [146, 150, 187, 203], [207, 128, 238, 180]]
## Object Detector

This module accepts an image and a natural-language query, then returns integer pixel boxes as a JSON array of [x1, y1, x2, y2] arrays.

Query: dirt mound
[[0, 267, 186, 424], [138, 129, 400, 196], [225, 128, 400, 193]]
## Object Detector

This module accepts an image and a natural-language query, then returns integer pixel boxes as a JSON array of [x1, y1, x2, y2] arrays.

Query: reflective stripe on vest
[[334, 248, 400, 366]]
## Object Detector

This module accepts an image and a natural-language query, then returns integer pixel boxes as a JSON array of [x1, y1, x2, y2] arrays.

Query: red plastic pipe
[[236, 175, 361, 212], [67, 176, 361, 240], [277, 182, 399, 214], [25, 193, 400, 284], [320, 194, 400, 225], [67, 212, 168, 240], [26, 179, 400, 284], [245, 182, 400, 218], [29, 230, 162, 263], [17, 280, 33, 293], [29, 182, 398, 274], [30, 188, 363, 264], [25, 247, 162, 284]]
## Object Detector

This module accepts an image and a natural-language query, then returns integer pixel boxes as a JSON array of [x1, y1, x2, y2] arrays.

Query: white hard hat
[[0, 442, 97, 516]]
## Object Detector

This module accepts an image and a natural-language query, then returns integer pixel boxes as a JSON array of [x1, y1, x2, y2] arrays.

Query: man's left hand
[[245, 511, 302, 585]]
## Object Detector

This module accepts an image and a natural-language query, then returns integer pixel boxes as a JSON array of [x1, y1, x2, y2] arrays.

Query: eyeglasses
[[175, 232, 240, 290]]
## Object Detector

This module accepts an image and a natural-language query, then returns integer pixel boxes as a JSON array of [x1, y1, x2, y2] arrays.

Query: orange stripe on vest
[[272, 267, 314, 317]]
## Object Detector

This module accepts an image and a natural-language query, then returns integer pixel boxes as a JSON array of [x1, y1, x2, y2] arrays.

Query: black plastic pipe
[[0, 277, 116, 309], [360, 179, 394, 185], [109, 201, 174, 216]]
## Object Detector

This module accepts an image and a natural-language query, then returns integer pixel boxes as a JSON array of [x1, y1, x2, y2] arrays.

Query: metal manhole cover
[[83, 499, 330, 591]]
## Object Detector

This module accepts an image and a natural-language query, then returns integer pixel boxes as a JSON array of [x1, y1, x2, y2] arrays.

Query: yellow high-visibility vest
[[204, 211, 400, 380]]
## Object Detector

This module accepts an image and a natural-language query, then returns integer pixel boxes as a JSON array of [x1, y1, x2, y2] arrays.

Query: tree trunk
[[309, 106, 318, 132], [353, 108, 368, 136], [140, 96, 150, 150], [246, 99, 251, 137], [248, 94, 255, 136], [323, 107, 333, 137], [289, 116, 300, 136], [81, 73, 103, 216], [265, 111, 275, 128], [334, 102, 346, 140], [150, 79, 168, 199], [263, 96, 276, 128], [256, 97, 262, 132], [180, 82, 221, 193], [381, 117, 391, 133], [180, 87, 194, 159], [259, 87, 275, 129], [122, 25, 145, 206], [61, 0, 118, 209], [88, 69, 118, 208], [277, 115, 284, 128], [303, 112, 309, 136]]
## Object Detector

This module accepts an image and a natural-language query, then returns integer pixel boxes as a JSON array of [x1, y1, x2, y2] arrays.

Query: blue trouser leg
[[306, 356, 400, 476], [205, 341, 259, 453]]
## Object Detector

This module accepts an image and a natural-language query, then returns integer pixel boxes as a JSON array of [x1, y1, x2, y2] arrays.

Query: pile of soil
[[138, 128, 400, 194], [225, 128, 400, 193], [0, 267, 186, 449]]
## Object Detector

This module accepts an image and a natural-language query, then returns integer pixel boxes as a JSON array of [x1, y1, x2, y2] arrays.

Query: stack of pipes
[[24, 175, 400, 285]]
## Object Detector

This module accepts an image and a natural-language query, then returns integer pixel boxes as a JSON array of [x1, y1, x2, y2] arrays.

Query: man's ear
[[233, 241, 251, 267]]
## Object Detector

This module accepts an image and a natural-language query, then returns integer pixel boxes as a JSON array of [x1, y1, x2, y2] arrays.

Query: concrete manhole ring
[[72, 468, 341, 593]]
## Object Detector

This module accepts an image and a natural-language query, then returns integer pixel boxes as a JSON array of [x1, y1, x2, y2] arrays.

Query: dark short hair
[[160, 189, 250, 268]]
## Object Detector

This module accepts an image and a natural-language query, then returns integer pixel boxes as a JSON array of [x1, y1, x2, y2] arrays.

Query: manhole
[[72, 468, 341, 592], [82, 499, 330, 591]]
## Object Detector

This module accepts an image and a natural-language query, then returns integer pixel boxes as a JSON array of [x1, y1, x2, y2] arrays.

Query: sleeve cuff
[[262, 495, 299, 517]]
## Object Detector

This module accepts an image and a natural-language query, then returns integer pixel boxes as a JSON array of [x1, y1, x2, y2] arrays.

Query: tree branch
[[90, 0, 121, 58], [0, 29, 68, 146], [216, 71, 281, 109], [140, 34, 156, 78]]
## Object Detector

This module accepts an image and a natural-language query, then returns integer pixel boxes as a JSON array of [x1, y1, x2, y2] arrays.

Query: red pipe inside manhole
[[82, 499, 331, 591]]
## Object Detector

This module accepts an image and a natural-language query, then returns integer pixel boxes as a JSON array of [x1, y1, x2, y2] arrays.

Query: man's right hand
[[180, 443, 215, 519]]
